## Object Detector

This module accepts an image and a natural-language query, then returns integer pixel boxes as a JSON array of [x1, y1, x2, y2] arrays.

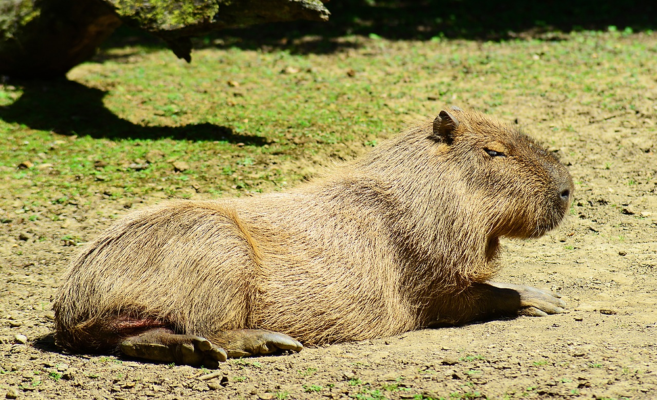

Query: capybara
[[54, 107, 573, 367]]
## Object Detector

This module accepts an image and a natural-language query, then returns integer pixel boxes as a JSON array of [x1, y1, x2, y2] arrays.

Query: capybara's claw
[[261, 332, 304, 352], [519, 306, 549, 317], [120, 330, 227, 367], [220, 329, 303, 358]]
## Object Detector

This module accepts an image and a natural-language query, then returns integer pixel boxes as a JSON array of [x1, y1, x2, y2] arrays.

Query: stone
[[5, 388, 18, 399], [441, 357, 460, 365], [145, 150, 166, 163], [172, 161, 190, 172], [14, 334, 28, 344]]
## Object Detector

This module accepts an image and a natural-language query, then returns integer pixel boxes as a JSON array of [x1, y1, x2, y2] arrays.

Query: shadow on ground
[[102, 0, 657, 56], [0, 79, 269, 144]]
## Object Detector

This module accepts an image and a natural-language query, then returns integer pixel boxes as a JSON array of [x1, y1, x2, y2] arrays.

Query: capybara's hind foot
[[490, 282, 566, 316], [120, 328, 227, 368], [213, 329, 303, 358]]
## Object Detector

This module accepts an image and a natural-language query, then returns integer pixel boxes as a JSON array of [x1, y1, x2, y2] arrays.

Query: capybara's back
[[54, 108, 573, 367]]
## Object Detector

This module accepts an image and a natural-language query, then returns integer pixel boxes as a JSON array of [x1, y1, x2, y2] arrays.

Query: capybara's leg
[[209, 329, 303, 358], [432, 282, 565, 325], [487, 282, 565, 317], [120, 328, 227, 368]]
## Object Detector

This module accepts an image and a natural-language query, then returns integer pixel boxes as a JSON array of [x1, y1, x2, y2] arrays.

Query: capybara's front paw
[[490, 282, 566, 316], [120, 329, 227, 368]]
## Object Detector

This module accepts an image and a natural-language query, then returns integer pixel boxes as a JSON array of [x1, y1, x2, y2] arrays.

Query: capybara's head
[[433, 107, 574, 239]]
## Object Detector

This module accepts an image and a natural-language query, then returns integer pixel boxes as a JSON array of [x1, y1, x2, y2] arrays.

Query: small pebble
[[14, 334, 27, 344], [441, 357, 459, 365], [207, 380, 222, 390], [342, 370, 356, 380], [621, 206, 635, 215], [5, 388, 18, 399], [172, 161, 190, 172], [574, 317, 583, 321], [9, 321, 22, 327], [145, 150, 165, 163], [600, 309, 617, 315]]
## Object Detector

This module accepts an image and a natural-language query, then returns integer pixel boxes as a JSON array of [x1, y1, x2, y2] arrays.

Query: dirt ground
[[2, 41, 657, 400]]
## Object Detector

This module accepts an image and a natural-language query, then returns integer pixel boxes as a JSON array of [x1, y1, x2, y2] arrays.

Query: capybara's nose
[[559, 181, 572, 204]]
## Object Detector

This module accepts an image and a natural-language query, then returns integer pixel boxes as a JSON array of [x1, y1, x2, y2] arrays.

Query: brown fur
[[53, 108, 573, 353]]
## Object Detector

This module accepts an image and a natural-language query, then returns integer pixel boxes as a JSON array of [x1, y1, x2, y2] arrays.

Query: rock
[[14, 334, 28, 344], [173, 161, 190, 172], [600, 309, 617, 315], [17, 161, 33, 169], [441, 357, 460, 365], [281, 66, 300, 74], [570, 349, 586, 357], [621, 206, 635, 215], [342, 370, 356, 380], [145, 150, 166, 163], [94, 160, 108, 169], [618, 251, 627, 256], [450, 371, 464, 380], [18, 233, 29, 241], [62, 370, 76, 380], [128, 163, 149, 171], [207, 380, 223, 390], [5, 388, 18, 399], [56, 363, 69, 372], [9, 320, 22, 327]]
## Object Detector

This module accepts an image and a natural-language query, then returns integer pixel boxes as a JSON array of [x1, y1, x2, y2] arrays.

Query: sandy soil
[[1, 86, 656, 399]]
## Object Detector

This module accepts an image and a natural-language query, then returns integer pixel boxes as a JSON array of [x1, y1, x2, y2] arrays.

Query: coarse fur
[[54, 108, 573, 354]]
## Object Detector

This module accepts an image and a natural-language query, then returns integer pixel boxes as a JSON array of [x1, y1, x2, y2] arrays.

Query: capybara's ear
[[432, 110, 460, 144]]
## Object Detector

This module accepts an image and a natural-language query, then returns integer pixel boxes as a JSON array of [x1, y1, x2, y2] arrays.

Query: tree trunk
[[0, 0, 330, 79]]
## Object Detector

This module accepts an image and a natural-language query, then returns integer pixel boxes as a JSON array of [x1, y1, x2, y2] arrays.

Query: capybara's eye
[[484, 148, 506, 158]]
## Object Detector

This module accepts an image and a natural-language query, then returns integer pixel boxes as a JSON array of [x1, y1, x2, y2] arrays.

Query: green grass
[[1, 29, 656, 216], [303, 384, 323, 393]]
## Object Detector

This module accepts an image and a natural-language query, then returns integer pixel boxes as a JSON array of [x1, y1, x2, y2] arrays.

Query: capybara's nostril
[[560, 189, 570, 201]]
